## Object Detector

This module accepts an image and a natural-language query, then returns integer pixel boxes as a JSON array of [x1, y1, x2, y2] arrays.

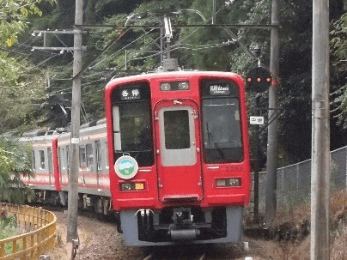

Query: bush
[[0, 212, 23, 255]]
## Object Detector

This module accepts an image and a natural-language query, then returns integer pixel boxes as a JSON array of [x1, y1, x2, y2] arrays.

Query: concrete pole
[[311, 0, 330, 259], [67, 0, 83, 244], [265, 0, 280, 223], [212, 0, 216, 24]]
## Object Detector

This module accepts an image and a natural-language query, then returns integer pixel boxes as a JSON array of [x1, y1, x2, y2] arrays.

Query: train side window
[[86, 143, 94, 171], [66, 146, 70, 170], [32, 150, 36, 171], [104, 140, 109, 169], [59, 147, 65, 171], [79, 145, 86, 170], [39, 150, 45, 169], [96, 140, 102, 171], [48, 148, 53, 173]]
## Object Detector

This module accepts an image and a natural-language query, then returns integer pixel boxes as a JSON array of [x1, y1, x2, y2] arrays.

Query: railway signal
[[245, 67, 272, 93]]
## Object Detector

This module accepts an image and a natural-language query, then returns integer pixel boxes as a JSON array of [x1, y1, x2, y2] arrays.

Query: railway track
[[141, 252, 206, 260], [33, 204, 252, 260], [137, 242, 248, 260]]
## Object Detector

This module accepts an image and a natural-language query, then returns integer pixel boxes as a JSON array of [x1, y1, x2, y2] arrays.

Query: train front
[[104, 71, 251, 246]]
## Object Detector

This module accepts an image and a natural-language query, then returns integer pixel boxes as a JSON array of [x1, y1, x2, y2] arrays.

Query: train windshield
[[112, 102, 153, 166], [202, 98, 243, 163]]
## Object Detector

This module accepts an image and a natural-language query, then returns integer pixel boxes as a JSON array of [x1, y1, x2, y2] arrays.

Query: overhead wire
[[11, 1, 256, 123], [171, 4, 227, 49], [106, 34, 162, 74], [28, 52, 62, 70], [74, 27, 159, 82], [85, 27, 153, 72]]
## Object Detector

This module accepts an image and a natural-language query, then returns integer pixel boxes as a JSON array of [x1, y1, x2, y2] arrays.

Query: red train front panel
[[105, 71, 250, 245]]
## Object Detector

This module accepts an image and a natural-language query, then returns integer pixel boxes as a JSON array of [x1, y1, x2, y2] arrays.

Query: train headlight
[[216, 178, 241, 187], [178, 82, 189, 90], [120, 182, 145, 191], [160, 82, 190, 91], [160, 83, 171, 91]]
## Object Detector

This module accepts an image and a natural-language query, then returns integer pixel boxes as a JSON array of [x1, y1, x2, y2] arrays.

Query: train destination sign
[[209, 84, 230, 95], [120, 88, 141, 100]]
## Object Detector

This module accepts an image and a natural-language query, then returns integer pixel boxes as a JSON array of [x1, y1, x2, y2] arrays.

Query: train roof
[[18, 133, 59, 143], [106, 70, 243, 89], [18, 118, 106, 143], [58, 121, 106, 141]]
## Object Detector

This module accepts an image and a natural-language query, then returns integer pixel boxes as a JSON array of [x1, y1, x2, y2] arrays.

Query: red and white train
[[20, 70, 251, 246]]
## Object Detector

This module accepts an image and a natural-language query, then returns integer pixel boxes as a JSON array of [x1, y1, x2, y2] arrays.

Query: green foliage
[[0, 67, 46, 132], [0, 215, 19, 240], [0, 0, 52, 132], [330, 13, 347, 129], [8, 0, 347, 165], [0, 0, 44, 47], [0, 214, 23, 254], [0, 137, 34, 205], [331, 13, 347, 61]]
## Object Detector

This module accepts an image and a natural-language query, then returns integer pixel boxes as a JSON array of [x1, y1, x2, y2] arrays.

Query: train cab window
[[39, 150, 45, 169], [112, 83, 153, 166], [201, 80, 243, 163]]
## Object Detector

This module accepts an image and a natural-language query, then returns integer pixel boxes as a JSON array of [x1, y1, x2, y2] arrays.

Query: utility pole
[[212, 0, 216, 24], [67, 0, 83, 255], [265, 0, 280, 223], [311, 0, 330, 258]]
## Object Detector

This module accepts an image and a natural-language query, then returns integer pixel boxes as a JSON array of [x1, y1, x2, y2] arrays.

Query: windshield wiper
[[206, 122, 226, 160]]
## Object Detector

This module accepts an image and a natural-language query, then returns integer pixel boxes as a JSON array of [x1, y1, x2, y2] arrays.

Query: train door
[[154, 100, 203, 202]]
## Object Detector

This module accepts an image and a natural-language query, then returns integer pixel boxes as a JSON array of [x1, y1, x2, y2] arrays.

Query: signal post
[[246, 66, 272, 224]]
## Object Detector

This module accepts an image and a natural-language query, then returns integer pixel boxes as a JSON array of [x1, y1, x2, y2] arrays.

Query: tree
[[10, 0, 347, 165], [0, 0, 53, 204], [330, 13, 347, 126], [0, 0, 43, 48], [0, 0, 52, 133], [0, 137, 34, 204]]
